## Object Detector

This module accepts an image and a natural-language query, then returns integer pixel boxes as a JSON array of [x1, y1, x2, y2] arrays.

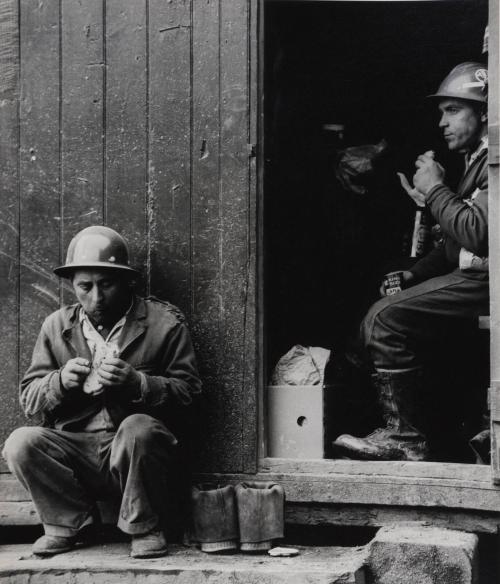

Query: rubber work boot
[[130, 528, 168, 558], [191, 485, 239, 552], [32, 534, 76, 556], [235, 482, 285, 551], [332, 368, 429, 461]]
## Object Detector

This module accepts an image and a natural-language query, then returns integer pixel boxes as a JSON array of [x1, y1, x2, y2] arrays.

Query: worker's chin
[[444, 137, 458, 151], [88, 309, 108, 325]]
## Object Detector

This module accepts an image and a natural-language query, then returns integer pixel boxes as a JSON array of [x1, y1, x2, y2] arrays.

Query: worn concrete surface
[[0, 543, 367, 584], [367, 524, 478, 584]]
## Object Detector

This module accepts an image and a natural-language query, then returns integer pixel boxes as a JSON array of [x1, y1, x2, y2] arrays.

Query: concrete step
[[0, 543, 367, 584]]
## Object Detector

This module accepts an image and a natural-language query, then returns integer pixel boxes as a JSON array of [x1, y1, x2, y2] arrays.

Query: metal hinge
[[247, 143, 257, 158]]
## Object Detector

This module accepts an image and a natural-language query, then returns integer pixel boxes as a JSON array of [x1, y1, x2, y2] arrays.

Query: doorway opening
[[264, 0, 489, 462]]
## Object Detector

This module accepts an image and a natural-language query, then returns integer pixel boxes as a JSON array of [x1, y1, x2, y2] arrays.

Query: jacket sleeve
[[19, 320, 67, 421], [138, 323, 202, 408], [409, 244, 454, 282], [425, 183, 488, 257]]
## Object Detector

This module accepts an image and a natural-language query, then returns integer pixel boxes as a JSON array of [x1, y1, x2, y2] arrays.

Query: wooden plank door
[[0, 0, 21, 466], [190, 0, 259, 473], [0, 0, 259, 475]]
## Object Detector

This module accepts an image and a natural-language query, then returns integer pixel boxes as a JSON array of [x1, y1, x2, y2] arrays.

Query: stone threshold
[[0, 543, 367, 584]]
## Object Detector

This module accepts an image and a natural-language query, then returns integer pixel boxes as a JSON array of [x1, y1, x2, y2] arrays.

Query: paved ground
[[0, 543, 367, 584]]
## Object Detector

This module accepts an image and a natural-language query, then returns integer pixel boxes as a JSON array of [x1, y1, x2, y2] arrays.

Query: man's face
[[72, 269, 131, 326], [438, 98, 486, 152]]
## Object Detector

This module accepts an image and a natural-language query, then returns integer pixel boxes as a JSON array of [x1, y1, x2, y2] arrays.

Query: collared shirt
[[78, 307, 129, 432], [465, 135, 488, 171], [459, 136, 488, 271]]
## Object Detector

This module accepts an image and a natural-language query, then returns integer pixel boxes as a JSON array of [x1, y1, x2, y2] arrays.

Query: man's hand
[[413, 151, 445, 196], [61, 357, 91, 391], [97, 357, 142, 392], [379, 271, 414, 297], [397, 172, 426, 208]]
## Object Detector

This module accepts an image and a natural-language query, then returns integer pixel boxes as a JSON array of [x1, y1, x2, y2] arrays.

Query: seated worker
[[3, 226, 201, 557], [332, 62, 489, 461]]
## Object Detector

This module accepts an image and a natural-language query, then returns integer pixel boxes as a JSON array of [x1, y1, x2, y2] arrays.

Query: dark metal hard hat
[[54, 225, 140, 278], [428, 62, 488, 103]]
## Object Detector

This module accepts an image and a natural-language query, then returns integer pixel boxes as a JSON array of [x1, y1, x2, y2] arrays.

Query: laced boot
[[32, 534, 76, 556], [332, 368, 429, 461], [130, 528, 168, 558]]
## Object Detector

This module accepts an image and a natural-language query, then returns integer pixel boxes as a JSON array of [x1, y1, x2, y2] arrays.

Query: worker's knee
[[114, 414, 166, 453], [2, 426, 48, 470], [361, 296, 396, 348]]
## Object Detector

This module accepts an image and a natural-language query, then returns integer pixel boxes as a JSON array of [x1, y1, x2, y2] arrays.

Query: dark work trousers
[[2, 414, 178, 537], [361, 269, 489, 371]]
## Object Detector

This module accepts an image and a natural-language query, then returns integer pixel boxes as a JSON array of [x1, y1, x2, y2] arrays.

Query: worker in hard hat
[[2, 226, 201, 557], [333, 62, 489, 461]]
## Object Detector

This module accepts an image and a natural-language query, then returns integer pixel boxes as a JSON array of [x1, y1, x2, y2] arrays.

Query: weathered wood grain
[[148, 0, 192, 313], [60, 0, 105, 304], [489, 0, 500, 483], [260, 458, 493, 481], [4, 461, 499, 533], [0, 0, 18, 95], [105, 0, 148, 281], [253, 0, 265, 470], [0, 476, 26, 502], [2, 467, 500, 533], [286, 503, 500, 534], [198, 460, 500, 513], [220, 0, 258, 473], [0, 502, 39, 525], [2, 499, 499, 535], [190, 0, 257, 474], [191, 0, 232, 472], [0, 0, 20, 471], [18, 0, 61, 384]]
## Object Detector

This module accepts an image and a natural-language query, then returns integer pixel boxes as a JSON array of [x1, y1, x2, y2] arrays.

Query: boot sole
[[331, 441, 405, 461], [130, 548, 168, 559], [33, 546, 75, 557], [332, 440, 428, 462]]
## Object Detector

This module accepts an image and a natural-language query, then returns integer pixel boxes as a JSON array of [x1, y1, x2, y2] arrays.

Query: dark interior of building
[[264, 0, 489, 461]]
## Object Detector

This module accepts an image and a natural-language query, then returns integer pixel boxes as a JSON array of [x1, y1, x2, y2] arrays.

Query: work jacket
[[410, 147, 488, 282], [20, 296, 202, 441]]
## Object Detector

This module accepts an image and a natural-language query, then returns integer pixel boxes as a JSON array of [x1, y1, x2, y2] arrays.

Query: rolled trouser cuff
[[117, 514, 159, 535], [240, 541, 272, 551], [201, 539, 239, 553], [43, 513, 95, 537]]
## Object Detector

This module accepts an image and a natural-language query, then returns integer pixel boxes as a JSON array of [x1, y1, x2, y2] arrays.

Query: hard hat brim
[[54, 261, 140, 278], [426, 92, 487, 103]]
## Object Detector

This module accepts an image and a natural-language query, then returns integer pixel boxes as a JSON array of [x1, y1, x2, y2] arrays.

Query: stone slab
[[0, 543, 367, 584], [367, 523, 479, 584]]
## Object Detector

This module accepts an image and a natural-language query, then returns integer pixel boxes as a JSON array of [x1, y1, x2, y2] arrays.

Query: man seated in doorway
[[332, 62, 489, 461], [2, 226, 201, 557]]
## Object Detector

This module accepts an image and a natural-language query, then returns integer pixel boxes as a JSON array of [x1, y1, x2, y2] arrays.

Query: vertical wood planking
[[60, 0, 105, 303], [219, 0, 256, 472], [19, 0, 61, 375], [105, 0, 148, 281], [148, 0, 192, 313], [245, 0, 260, 471], [489, 0, 500, 381], [488, 0, 500, 481], [0, 0, 20, 469], [7, 0, 259, 477], [192, 0, 233, 471]]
